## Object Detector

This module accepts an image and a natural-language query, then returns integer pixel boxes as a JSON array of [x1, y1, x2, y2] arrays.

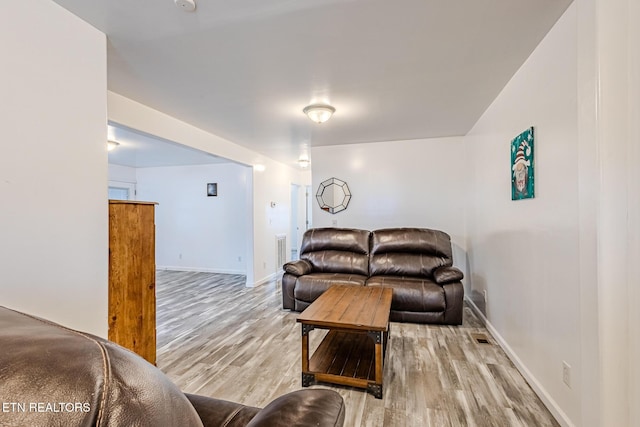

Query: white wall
[[251, 158, 301, 284], [0, 0, 108, 335], [625, 0, 640, 425], [108, 164, 137, 184], [108, 92, 310, 286], [311, 137, 467, 273], [575, 1, 600, 425], [583, 0, 639, 425], [465, 4, 579, 425], [136, 163, 250, 274], [628, 2, 640, 424]]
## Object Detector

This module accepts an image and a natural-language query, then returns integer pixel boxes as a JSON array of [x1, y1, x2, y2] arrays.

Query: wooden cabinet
[[108, 200, 157, 365]]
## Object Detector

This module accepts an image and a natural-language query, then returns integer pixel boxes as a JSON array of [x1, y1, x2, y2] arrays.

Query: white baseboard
[[465, 298, 575, 427], [156, 265, 245, 275], [247, 270, 282, 288]]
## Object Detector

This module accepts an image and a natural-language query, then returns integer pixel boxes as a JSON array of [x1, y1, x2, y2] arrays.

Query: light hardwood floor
[[156, 270, 559, 427]]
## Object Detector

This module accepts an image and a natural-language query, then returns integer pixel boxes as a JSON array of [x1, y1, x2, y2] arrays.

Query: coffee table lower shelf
[[302, 330, 384, 398]]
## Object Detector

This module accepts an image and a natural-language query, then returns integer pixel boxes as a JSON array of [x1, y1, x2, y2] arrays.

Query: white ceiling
[[53, 0, 573, 168], [108, 124, 227, 168]]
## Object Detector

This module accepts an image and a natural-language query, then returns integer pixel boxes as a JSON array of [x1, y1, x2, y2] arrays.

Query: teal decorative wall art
[[511, 127, 534, 200]]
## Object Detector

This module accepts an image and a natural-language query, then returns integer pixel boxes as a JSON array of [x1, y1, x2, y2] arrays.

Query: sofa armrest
[[283, 259, 313, 276], [443, 281, 464, 325], [433, 266, 464, 284], [247, 389, 345, 427], [185, 393, 260, 427]]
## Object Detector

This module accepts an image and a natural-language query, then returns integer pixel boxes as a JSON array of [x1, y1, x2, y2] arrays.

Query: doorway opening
[[289, 184, 314, 261]]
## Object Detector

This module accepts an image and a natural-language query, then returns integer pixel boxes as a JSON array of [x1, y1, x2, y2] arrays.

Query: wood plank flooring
[[156, 270, 559, 427]]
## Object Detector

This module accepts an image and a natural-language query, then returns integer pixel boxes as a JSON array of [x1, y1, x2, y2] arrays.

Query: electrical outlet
[[562, 361, 571, 388], [332, 219, 338, 226]]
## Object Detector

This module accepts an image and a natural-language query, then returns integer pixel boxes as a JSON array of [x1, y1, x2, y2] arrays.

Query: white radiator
[[276, 235, 287, 270]]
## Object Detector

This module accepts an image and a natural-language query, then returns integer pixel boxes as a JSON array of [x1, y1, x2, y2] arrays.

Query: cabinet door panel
[[108, 201, 156, 365]]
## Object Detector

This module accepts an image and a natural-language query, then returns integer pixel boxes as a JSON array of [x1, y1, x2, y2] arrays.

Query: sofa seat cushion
[[294, 273, 367, 303], [366, 276, 445, 313], [186, 394, 259, 426], [247, 389, 346, 427]]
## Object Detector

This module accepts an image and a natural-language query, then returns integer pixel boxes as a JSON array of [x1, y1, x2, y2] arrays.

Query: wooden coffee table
[[297, 285, 392, 399]]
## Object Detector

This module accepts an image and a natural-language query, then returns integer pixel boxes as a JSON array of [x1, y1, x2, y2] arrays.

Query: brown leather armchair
[[283, 227, 464, 325], [0, 306, 345, 427]]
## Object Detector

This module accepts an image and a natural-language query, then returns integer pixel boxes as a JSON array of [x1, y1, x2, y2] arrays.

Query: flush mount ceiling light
[[174, 0, 196, 12], [303, 104, 335, 124], [298, 158, 310, 168], [107, 140, 120, 151]]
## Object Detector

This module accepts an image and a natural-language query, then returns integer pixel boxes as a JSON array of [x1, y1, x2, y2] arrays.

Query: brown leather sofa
[[0, 306, 345, 427], [283, 227, 464, 325]]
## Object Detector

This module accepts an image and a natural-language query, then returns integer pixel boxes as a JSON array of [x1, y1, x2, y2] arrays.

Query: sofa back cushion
[[369, 228, 453, 278], [300, 228, 370, 275], [0, 306, 204, 427]]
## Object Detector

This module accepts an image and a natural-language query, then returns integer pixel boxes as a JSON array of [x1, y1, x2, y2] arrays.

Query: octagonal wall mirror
[[316, 178, 351, 214]]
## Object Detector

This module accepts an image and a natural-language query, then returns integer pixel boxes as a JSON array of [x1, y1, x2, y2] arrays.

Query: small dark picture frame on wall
[[207, 183, 218, 197]]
